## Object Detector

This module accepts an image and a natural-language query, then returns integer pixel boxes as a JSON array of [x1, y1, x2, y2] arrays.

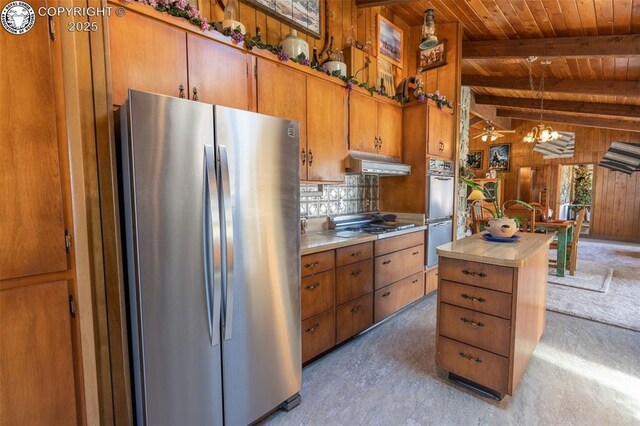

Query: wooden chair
[[549, 207, 587, 276], [503, 200, 536, 233], [469, 201, 484, 234]]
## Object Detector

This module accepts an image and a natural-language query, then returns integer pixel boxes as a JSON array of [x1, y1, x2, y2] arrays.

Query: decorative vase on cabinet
[[280, 30, 309, 60]]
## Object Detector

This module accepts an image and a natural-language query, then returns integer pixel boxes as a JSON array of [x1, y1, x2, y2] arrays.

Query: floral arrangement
[[416, 91, 453, 110], [122, 0, 454, 110]]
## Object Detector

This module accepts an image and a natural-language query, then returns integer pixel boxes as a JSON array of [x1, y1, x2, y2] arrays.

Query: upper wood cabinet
[[306, 78, 347, 182], [1, 0, 68, 280], [256, 58, 307, 179], [349, 91, 378, 153], [0, 281, 78, 426], [110, 11, 188, 106], [377, 102, 402, 158], [186, 34, 252, 110], [257, 58, 345, 182], [349, 90, 402, 158], [427, 104, 454, 159]]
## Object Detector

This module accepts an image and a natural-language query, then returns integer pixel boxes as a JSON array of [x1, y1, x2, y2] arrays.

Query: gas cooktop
[[327, 214, 416, 238]]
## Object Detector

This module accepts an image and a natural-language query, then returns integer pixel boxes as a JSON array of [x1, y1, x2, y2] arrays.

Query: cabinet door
[[0, 281, 77, 425], [256, 58, 307, 179], [110, 11, 188, 106], [377, 102, 402, 158], [307, 77, 347, 182], [187, 34, 251, 109], [348, 91, 378, 153], [439, 110, 454, 159], [1, 2, 67, 280], [427, 104, 442, 156]]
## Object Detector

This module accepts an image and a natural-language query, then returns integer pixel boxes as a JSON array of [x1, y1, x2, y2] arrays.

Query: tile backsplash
[[301, 174, 379, 218]]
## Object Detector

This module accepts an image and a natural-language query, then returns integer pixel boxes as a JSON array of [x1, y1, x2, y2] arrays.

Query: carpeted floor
[[547, 239, 640, 331], [548, 259, 613, 292]]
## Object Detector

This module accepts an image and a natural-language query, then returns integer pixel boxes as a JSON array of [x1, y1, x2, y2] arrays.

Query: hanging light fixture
[[419, 9, 438, 49], [522, 56, 560, 144]]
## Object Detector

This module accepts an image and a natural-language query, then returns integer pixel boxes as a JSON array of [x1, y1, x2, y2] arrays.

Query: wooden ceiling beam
[[475, 95, 640, 119], [495, 109, 640, 132], [462, 75, 640, 97], [469, 92, 512, 130], [462, 34, 640, 59], [469, 116, 484, 127], [355, 0, 415, 7]]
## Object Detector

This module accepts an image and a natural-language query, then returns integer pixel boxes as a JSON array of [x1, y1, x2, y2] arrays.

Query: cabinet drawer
[[375, 245, 424, 290], [438, 303, 511, 357], [374, 231, 424, 257], [301, 270, 334, 320], [439, 257, 514, 293], [336, 242, 373, 267], [336, 260, 373, 305], [301, 250, 335, 277], [336, 294, 373, 343], [437, 336, 509, 394], [439, 280, 512, 319], [302, 310, 335, 363], [374, 272, 424, 323]]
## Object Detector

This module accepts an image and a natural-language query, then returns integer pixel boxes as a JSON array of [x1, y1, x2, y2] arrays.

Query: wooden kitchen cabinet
[[256, 58, 307, 179], [436, 234, 552, 396], [376, 102, 402, 158], [306, 77, 347, 182], [349, 91, 378, 153], [301, 270, 335, 320], [302, 310, 336, 363], [187, 34, 252, 110], [1, 5, 80, 423], [348, 89, 402, 158], [110, 10, 188, 106], [427, 104, 454, 159], [336, 293, 373, 343], [0, 281, 77, 426]]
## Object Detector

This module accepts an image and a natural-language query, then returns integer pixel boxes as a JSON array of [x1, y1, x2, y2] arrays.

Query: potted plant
[[462, 176, 535, 239]]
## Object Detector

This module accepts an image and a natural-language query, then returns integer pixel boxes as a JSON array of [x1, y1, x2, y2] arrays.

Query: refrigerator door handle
[[203, 145, 222, 346], [219, 145, 235, 341]]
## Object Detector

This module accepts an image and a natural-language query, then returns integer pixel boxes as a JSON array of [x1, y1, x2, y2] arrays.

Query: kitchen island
[[435, 232, 553, 399]]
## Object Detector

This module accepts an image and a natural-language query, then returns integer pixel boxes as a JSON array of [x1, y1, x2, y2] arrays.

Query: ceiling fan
[[472, 121, 515, 142]]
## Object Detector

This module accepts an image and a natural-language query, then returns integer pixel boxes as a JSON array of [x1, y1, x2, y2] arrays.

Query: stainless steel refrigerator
[[119, 90, 301, 426]]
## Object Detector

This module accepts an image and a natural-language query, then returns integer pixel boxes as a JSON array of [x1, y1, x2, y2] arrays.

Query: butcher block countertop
[[436, 232, 554, 268]]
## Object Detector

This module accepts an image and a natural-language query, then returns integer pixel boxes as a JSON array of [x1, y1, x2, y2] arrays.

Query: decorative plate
[[481, 233, 521, 243]]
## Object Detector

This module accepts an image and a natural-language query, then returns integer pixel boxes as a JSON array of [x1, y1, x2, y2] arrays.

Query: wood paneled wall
[[468, 120, 640, 241], [205, 0, 412, 83]]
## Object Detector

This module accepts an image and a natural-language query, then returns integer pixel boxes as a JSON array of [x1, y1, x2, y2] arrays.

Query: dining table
[[476, 218, 574, 277]]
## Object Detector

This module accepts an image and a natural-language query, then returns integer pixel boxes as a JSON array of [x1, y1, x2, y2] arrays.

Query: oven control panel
[[428, 158, 454, 176]]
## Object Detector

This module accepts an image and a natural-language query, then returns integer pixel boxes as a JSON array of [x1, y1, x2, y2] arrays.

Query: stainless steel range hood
[[346, 152, 411, 176]]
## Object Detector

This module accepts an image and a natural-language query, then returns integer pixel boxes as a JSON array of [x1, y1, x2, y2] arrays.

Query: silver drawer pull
[[351, 269, 361, 277], [462, 269, 486, 278], [461, 317, 485, 328], [459, 352, 482, 363], [305, 282, 320, 290], [461, 293, 486, 303], [382, 260, 391, 265], [382, 291, 391, 297], [305, 323, 320, 333], [350, 251, 362, 257], [305, 261, 320, 269], [351, 304, 361, 313]]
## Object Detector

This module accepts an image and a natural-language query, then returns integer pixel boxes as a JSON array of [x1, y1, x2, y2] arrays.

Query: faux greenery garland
[[125, 0, 454, 110]]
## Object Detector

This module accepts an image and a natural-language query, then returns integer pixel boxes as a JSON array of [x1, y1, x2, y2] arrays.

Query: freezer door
[[427, 220, 453, 268], [214, 106, 301, 426], [121, 90, 223, 426], [428, 175, 455, 220]]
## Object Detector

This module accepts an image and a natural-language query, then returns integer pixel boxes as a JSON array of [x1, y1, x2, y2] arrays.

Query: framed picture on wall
[[467, 150, 483, 169], [377, 15, 403, 68], [417, 40, 447, 72], [489, 144, 511, 171], [240, 0, 321, 39]]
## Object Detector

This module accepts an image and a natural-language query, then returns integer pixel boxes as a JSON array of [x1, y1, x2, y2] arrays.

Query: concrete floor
[[261, 295, 640, 426]]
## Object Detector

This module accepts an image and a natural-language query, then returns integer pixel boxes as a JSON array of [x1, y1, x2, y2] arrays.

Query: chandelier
[[522, 57, 559, 144]]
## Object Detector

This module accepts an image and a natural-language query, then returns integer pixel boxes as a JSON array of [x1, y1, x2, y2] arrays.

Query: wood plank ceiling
[[386, 0, 640, 131]]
